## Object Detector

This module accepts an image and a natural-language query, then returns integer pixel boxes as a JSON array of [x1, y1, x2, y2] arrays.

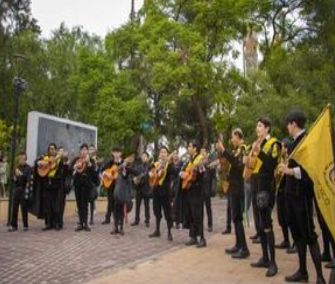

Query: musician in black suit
[[182, 141, 206, 248], [149, 147, 175, 241], [72, 144, 98, 232], [217, 129, 250, 259], [8, 152, 32, 232], [249, 117, 281, 277], [131, 152, 151, 227], [101, 147, 122, 225], [36, 143, 65, 231], [279, 110, 325, 284]]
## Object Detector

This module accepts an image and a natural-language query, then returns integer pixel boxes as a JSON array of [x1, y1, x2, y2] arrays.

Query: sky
[[31, 0, 244, 69], [31, 0, 144, 38]]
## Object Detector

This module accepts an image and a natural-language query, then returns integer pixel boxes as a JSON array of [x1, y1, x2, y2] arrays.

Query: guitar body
[[102, 165, 119, 189], [149, 162, 163, 188], [37, 156, 58, 178], [243, 156, 257, 181], [75, 158, 87, 174], [181, 167, 197, 191]]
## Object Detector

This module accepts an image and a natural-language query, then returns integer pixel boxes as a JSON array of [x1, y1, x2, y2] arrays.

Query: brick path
[[0, 198, 227, 284], [0, 198, 332, 284]]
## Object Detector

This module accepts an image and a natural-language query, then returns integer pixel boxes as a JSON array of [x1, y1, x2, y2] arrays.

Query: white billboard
[[26, 111, 97, 165]]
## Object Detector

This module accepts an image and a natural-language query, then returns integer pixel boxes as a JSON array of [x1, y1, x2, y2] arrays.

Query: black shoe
[[225, 246, 239, 254], [250, 233, 259, 240], [208, 226, 213, 232], [275, 241, 290, 249], [89, 219, 94, 225], [232, 249, 250, 259], [23, 227, 29, 232], [175, 223, 180, 229], [325, 258, 335, 269], [119, 229, 124, 236], [75, 225, 83, 232], [196, 238, 207, 248], [149, 231, 161, 238], [54, 224, 61, 231], [285, 270, 308, 282], [101, 220, 110, 225], [8, 227, 17, 232], [266, 262, 278, 277], [321, 252, 331, 262], [145, 222, 150, 228], [131, 221, 139, 226], [42, 226, 52, 231], [316, 276, 326, 284], [110, 229, 119, 235], [167, 232, 173, 242], [252, 237, 261, 244], [83, 225, 91, 232], [286, 246, 297, 254], [222, 228, 231, 235], [185, 238, 198, 246], [251, 257, 270, 268]]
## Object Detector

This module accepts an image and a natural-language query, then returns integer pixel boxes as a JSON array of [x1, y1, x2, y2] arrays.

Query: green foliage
[[0, 0, 334, 156]]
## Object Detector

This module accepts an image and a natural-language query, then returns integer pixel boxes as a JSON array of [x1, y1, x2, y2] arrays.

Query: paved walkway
[[0, 198, 332, 284]]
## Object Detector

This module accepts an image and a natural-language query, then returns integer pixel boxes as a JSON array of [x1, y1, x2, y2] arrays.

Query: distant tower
[[243, 28, 258, 76]]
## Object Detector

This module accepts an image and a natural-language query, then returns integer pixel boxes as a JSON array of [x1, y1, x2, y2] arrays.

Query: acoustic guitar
[[181, 155, 204, 191], [37, 155, 59, 178], [243, 136, 263, 181], [149, 151, 176, 188], [101, 164, 119, 189]]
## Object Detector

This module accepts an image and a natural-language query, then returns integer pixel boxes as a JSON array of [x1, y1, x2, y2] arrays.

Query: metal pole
[[6, 77, 22, 226]]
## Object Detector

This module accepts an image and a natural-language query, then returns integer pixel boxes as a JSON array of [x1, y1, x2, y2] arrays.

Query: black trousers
[[286, 192, 317, 245], [226, 194, 231, 230], [134, 190, 150, 224], [204, 196, 213, 228], [74, 185, 90, 226], [153, 190, 172, 229], [43, 187, 61, 227], [277, 190, 289, 242], [188, 187, 204, 239], [250, 175, 260, 235], [105, 187, 115, 222], [11, 187, 28, 228], [315, 201, 335, 256], [113, 201, 124, 231], [59, 187, 66, 227], [89, 200, 95, 222], [230, 191, 248, 250]]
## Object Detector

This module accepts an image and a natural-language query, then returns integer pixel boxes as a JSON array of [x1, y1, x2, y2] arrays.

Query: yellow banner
[[291, 105, 335, 240]]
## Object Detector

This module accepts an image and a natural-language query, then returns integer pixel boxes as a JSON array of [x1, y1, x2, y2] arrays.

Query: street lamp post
[[6, 55, 27, 226]]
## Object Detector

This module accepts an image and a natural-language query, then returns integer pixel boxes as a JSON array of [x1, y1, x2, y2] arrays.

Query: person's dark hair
[[200, 147, 209, 153], [18, 152, 27, 159], [188, 140, 200, 152], [160, 146, 170, 153], [285, 109, 306, 129], [257, 117, 272, 132], [232, 128, 244, 140], [112, 146, 121, 152], [80, 143, 89, 150], [48, 143, 57, 151]]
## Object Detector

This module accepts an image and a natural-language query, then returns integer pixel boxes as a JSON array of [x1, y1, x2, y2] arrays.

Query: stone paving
[[0, 198, 226, 284], [0, 198, 332, 284]]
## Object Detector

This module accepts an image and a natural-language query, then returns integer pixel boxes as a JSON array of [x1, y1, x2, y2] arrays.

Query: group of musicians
[[8, 109, 332, 283]]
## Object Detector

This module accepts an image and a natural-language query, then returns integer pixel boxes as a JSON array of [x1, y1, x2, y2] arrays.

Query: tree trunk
[[191, 94, 209, 148]]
